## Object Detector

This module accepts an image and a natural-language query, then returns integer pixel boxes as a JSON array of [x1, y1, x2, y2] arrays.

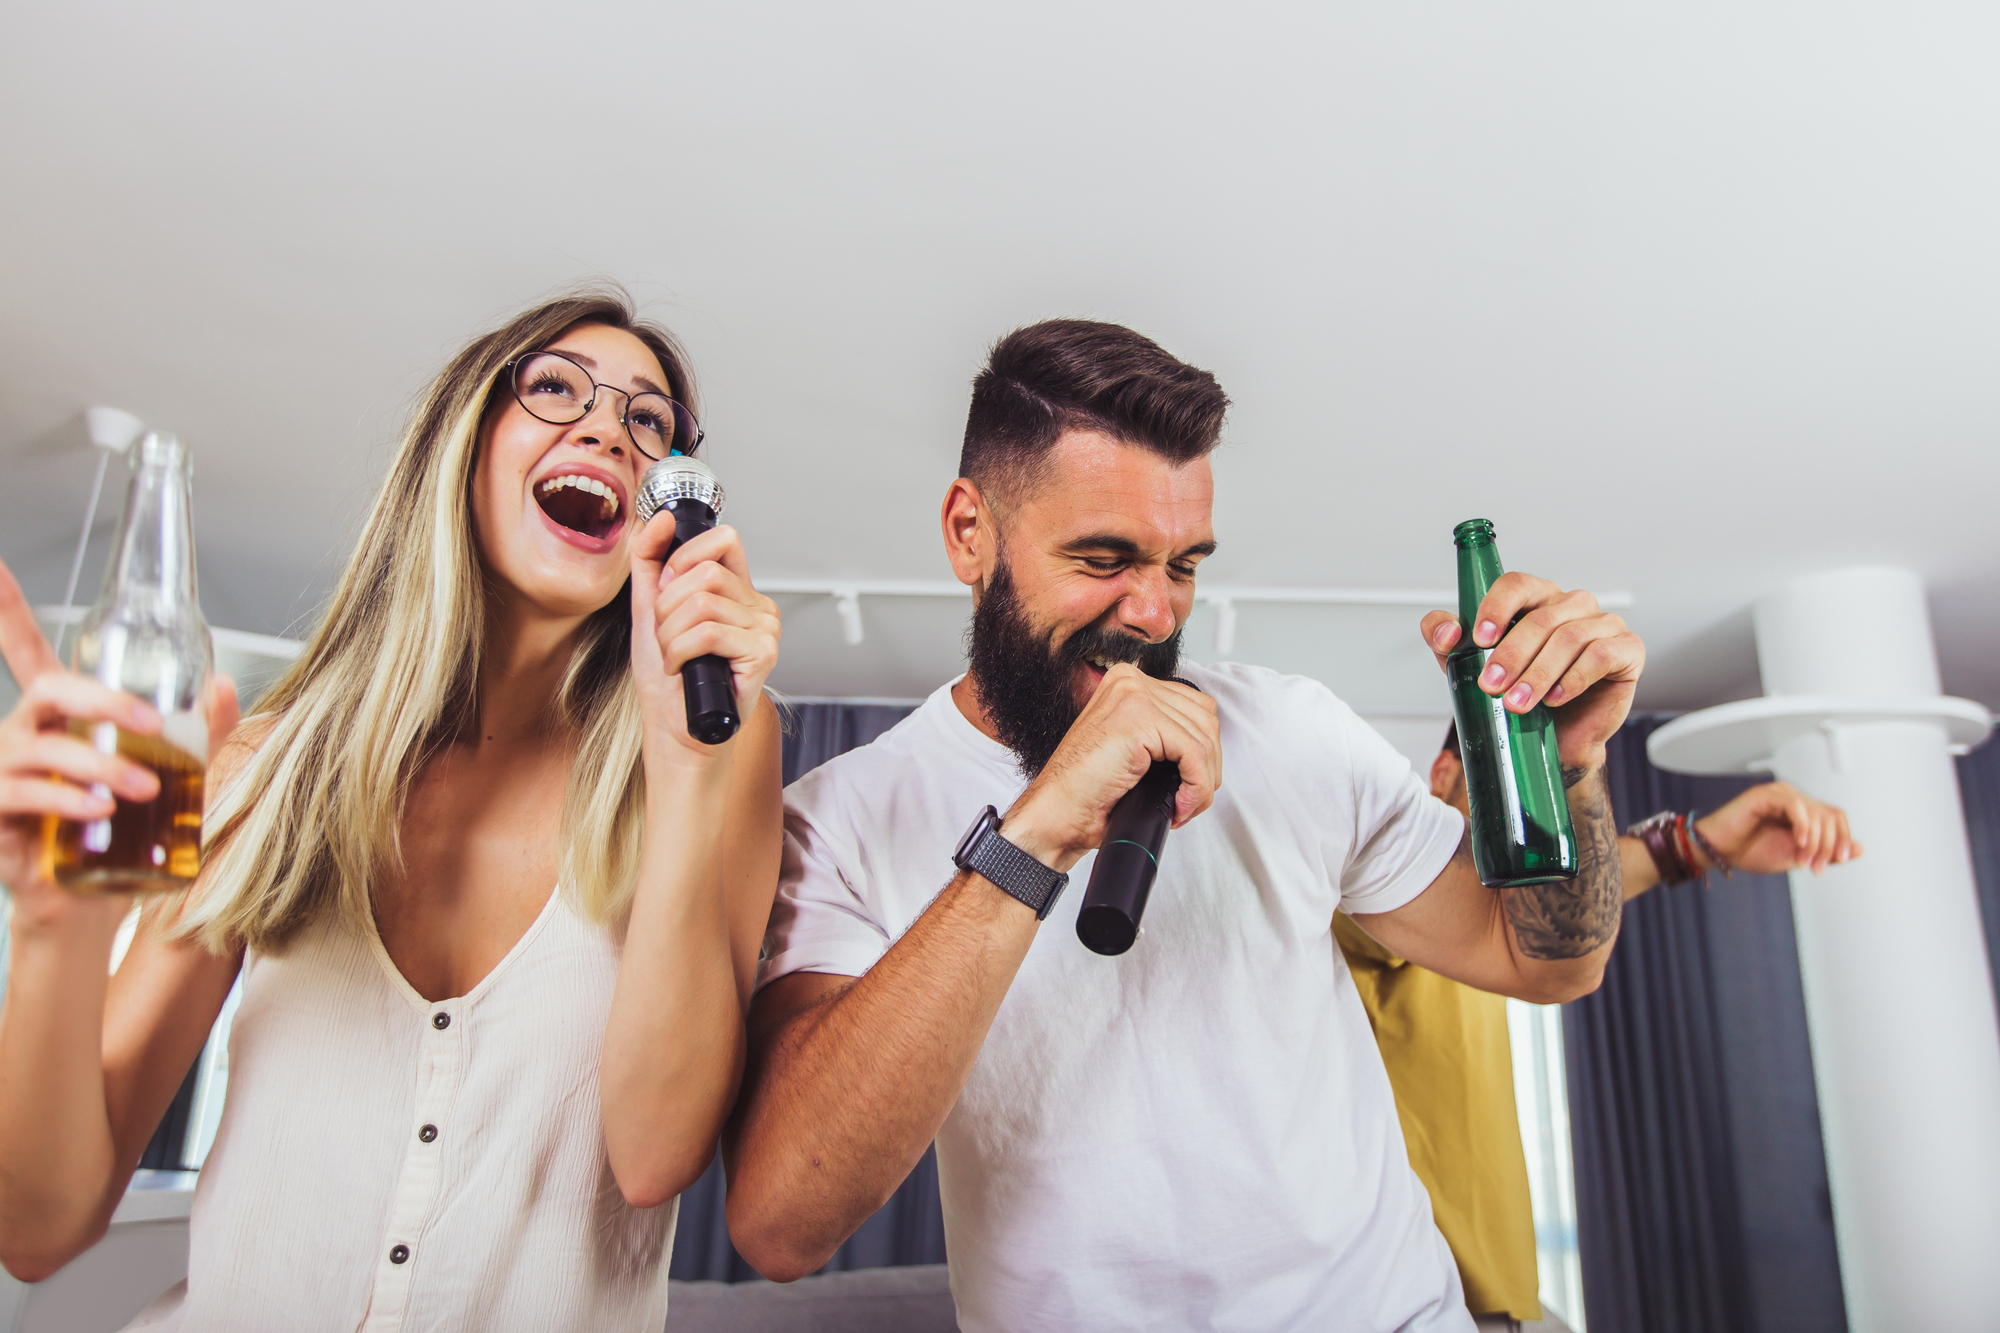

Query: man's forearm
[[726, 871, 1037, 1280], [1499, 766, 1622, 995]]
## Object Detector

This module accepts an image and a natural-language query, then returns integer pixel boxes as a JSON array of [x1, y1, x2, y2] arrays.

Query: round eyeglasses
[[504, 350, 703, 461]]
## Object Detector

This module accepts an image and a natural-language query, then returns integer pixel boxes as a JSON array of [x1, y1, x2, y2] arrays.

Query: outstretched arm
[[0, 560, 244, 1280], [1619, 781, 1861, 898]]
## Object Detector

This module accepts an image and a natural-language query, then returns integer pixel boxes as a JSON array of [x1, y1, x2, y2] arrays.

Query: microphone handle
[[1075, 759, 1181, 956], [663, 498, 742, 746]]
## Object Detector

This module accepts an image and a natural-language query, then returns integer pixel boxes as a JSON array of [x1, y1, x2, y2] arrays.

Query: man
[[725, 319, 1640, 1330], [1334, 725, 1861, 1330]]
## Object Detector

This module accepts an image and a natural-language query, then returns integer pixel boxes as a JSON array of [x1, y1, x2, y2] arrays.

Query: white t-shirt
[[760, 662, 1473, 1332]]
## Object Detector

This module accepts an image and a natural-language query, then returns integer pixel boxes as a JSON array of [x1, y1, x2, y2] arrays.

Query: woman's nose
[[567, 394, 629, 456]]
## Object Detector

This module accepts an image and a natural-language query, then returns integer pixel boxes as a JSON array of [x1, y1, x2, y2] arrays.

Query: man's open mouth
[[535, 474, 624, 541]]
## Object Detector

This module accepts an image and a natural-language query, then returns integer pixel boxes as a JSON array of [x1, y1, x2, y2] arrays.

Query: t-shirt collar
[[929, 672, 1026, 777]]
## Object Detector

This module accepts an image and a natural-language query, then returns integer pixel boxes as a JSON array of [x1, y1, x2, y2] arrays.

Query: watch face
[[955, 806, 998, 866]]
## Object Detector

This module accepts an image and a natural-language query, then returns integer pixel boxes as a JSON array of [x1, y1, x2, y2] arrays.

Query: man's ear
[[1428, 750, 1463, 802], [941, 477, 996, 590]]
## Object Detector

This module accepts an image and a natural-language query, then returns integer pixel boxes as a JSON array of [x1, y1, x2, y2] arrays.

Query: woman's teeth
[[537, 473, 620, 514]]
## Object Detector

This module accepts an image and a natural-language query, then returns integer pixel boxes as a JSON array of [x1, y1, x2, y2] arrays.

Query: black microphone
[[1075, 758, 1182, 956], [634, 455, 741, 746]]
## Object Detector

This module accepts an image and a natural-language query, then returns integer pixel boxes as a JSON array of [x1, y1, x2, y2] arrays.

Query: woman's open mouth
[[534, 473, 625, 544]]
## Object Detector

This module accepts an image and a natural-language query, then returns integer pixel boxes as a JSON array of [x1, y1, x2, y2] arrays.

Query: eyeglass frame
[[500, 349, 704, 461]]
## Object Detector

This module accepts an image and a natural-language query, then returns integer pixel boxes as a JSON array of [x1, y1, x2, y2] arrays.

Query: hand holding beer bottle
[[0, 434, 239, 907]]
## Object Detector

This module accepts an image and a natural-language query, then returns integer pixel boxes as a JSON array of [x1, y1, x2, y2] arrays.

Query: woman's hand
[[1696, 781, 1861, 875], [627, 519, 781, 759], [0, 562, 240, 926]]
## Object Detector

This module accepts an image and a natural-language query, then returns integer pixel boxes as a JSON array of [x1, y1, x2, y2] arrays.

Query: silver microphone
[[635, 455, 725, 526], [635, 455, 739, 745]]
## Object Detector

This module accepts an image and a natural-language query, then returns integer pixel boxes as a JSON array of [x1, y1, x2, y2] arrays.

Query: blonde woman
[[0, 289, 783, 1330]]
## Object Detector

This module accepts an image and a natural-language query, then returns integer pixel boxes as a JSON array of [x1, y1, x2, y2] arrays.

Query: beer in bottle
[[44, 432, 213, 894], [1445, 519, 1578, 886]]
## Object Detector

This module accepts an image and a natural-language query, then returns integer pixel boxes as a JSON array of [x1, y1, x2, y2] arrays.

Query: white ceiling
[[3, 2, 1996, 714]]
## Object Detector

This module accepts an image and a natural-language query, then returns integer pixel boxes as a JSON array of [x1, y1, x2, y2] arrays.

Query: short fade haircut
[[958, 319, 1230, 504]]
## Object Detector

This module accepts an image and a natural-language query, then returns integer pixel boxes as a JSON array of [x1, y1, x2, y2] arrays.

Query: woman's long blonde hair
[[179, 287, 697, 953]]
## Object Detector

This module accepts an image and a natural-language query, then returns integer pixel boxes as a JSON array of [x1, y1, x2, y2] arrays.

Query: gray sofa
[[666, 1265, 957, 1333]]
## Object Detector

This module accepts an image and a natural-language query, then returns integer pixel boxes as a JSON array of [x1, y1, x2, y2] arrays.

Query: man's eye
[[1168, 564, 1197, 581], [1082, 559, 1125, 574]]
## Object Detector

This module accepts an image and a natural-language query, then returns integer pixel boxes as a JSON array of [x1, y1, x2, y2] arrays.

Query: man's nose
[[1115, 567, 1179, 644]]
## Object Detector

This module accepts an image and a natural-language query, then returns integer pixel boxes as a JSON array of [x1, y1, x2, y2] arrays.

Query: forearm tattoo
[[1503, 766, 1623, 960]]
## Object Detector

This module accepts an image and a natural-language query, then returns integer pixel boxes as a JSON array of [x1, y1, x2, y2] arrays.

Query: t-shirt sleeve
[[1329, 698, 1466, 917], [755, 778, 894, 993]]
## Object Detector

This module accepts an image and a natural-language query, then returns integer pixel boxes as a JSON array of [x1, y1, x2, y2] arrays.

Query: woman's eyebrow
[[549, 347, 669, 398]]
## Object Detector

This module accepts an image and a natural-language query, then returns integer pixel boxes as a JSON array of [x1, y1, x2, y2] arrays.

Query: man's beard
[[965, 558, 1182, 779]]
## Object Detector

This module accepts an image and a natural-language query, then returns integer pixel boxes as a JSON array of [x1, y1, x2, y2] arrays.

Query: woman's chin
[[493, 539, 629, 621]]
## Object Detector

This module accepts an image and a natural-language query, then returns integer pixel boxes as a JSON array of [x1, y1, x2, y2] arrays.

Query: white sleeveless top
[[129, 887, 677, 1332]]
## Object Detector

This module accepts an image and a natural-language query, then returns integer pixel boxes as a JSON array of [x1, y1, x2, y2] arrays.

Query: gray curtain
[[1564, 716, 1849, 1332], [1955, 736, 2000, 1010], [669, 699, 947, 1282]]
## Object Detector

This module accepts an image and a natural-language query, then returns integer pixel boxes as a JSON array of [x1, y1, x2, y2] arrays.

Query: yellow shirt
[[1333, 912, 1542, 1321]]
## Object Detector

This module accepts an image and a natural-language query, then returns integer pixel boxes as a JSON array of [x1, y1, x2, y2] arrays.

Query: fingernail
[[1506, 683, 1532, 709], [1480, 663, 1505, 688], [1476, 620, 1499, 646], [1546, 683, 1566, 703], [1433, 624, 1455, 650], [133, 702, 162, 730]]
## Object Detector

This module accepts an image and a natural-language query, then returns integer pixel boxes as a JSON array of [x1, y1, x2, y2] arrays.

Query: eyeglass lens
[[511, 351, 697, 459]]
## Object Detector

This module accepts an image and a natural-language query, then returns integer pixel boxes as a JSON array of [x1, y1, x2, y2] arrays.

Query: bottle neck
[[1455, 539, 1503, 648], [95, 435, 200, 622]]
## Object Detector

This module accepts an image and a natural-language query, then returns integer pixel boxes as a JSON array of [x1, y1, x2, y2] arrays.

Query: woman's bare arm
[[600, 694, 782, 1207], [0, 612, 248, 1279], [600, 517, 786, 1208]]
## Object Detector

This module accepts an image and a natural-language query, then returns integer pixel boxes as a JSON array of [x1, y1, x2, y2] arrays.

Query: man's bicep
[[1350, 832, 1531, 998]]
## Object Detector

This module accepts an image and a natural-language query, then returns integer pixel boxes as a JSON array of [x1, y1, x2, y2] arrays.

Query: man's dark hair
[[959, 319, 1230, 502], [1442, 720, 1460, 758]]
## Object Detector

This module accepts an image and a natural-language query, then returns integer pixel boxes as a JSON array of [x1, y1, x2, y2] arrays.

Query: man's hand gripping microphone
[[634, 456, 741, 745], [1075, 678, 1201, 956]]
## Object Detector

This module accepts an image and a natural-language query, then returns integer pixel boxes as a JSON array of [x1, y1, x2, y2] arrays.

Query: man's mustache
[[1060, 623, 1181, 680]]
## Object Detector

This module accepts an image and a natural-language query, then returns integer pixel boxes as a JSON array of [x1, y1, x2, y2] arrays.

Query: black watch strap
[[953, 806, 1069, 920]]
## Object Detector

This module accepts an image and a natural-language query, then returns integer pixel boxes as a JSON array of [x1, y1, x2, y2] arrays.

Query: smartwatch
[[952, 805, 1069, 920]]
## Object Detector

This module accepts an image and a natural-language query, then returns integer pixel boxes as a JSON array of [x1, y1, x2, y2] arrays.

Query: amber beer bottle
[[44, 432, 213, 894], [1445, 519, 1578, 886]]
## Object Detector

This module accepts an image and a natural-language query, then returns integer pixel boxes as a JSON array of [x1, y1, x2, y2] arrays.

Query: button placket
[[360, 1003, 468, 1333]]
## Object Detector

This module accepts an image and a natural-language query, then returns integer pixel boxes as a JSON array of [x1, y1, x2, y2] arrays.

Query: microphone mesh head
[[634, 456, 725, 524]]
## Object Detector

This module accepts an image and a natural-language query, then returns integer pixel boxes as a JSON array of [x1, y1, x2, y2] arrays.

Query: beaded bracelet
[[1627, 810, 1732, 887], [1628, 811, 1698, 886], [1688, 818, 1733, 878]]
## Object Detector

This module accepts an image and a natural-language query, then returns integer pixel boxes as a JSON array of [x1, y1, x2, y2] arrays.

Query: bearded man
[[723, 320, 1643, 1331]]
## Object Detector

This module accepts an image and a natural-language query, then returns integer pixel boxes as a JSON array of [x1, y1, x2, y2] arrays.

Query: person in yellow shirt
[[1337, 723, 1860, 1332]]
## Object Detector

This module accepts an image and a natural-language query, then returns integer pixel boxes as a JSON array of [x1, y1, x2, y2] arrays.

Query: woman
[[0, 289, 783, 1330]]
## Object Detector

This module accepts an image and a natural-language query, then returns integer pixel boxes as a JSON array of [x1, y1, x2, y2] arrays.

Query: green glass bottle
[[1446, 519, 1578, 886]]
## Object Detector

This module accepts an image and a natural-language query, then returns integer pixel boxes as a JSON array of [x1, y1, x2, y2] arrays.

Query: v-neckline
[[363, 882, 564, 1014]]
